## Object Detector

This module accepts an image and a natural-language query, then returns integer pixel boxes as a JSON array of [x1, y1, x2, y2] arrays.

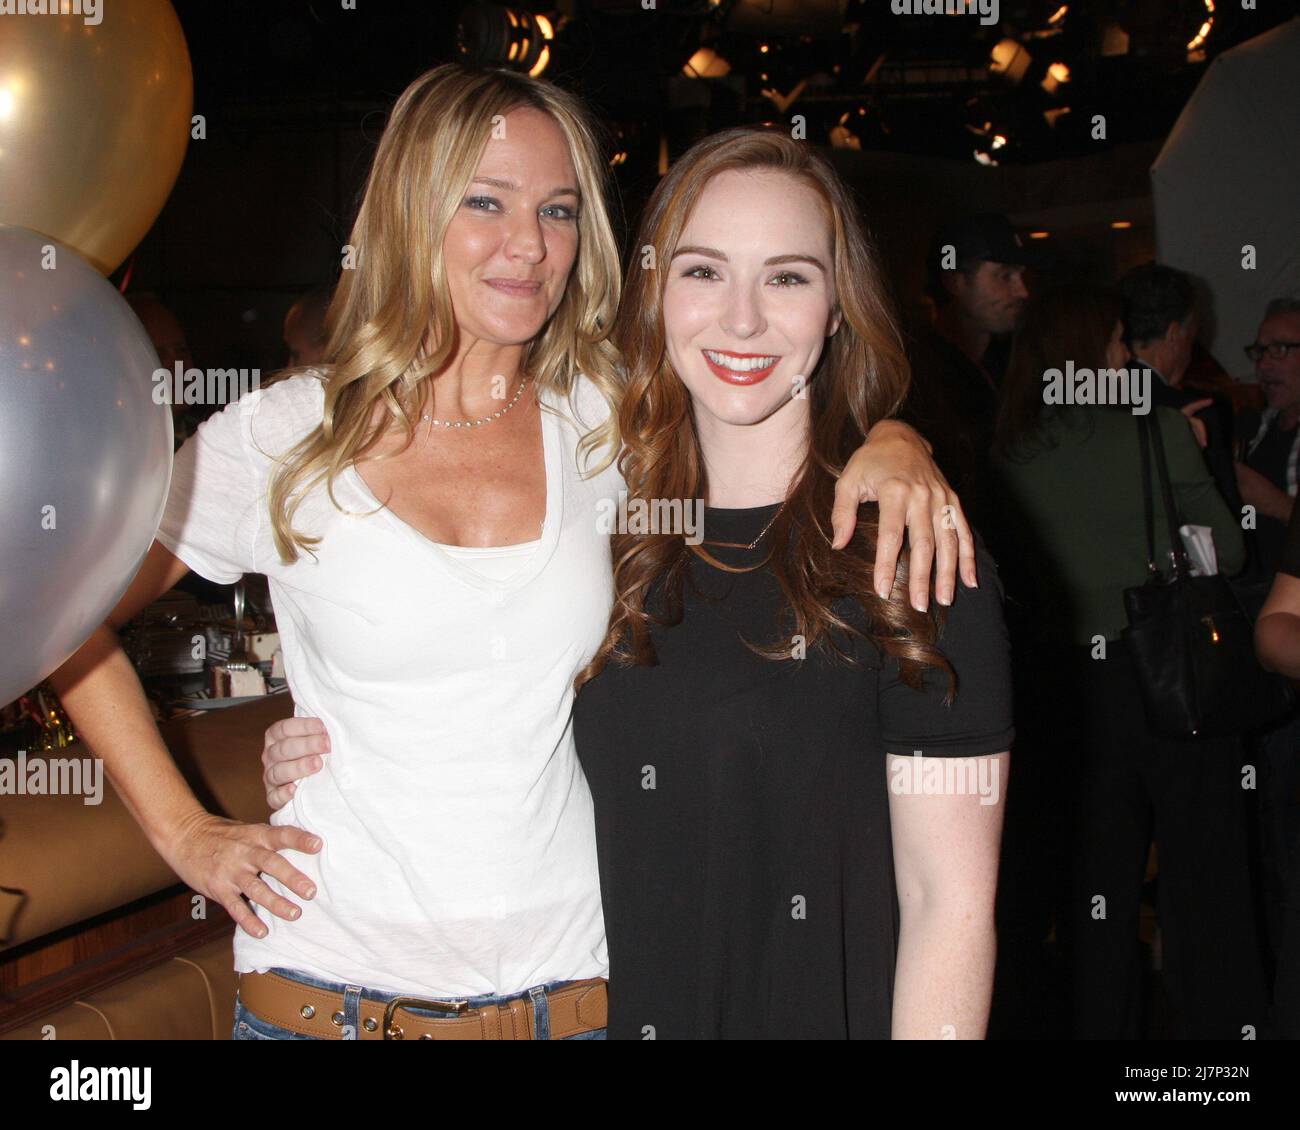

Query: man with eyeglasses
[[1242, 296, 1300, 1040], [1237, 297, 1300, 572]]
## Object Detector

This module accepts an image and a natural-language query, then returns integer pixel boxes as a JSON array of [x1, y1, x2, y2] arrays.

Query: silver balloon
[[0, 225, 173, 707]]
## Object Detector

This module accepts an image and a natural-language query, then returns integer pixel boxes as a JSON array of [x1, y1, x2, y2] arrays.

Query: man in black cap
[[902, 213, 1038, 527]]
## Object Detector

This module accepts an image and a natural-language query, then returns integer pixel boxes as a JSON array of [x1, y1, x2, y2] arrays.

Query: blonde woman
[[49, 65, 975, 1041]]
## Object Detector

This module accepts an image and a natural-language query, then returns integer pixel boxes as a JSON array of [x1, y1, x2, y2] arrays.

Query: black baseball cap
[[930, 213, 1049, 270]]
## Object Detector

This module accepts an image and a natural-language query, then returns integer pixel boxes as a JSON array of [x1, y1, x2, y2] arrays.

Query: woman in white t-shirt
[[48, 63, 977, 1041]]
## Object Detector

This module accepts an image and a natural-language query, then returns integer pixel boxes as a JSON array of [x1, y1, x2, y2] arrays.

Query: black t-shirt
[[572, 504, 1015, 1040]]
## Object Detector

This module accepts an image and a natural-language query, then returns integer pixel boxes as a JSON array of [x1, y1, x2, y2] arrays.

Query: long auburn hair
[[265, 63, 624, 562], [995, 282, 1125, 458], [575, 127, 953, 695]]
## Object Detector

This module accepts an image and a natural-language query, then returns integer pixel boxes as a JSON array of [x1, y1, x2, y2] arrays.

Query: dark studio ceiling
[[174, 0, 1299, 171]]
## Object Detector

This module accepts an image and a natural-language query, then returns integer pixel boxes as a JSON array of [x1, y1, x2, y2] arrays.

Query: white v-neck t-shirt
[[438, 537, 540, 581], [155, 370, 620, 996]]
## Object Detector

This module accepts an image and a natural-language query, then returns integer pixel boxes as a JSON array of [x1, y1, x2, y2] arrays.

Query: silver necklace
[[422, 378, 531, 429]]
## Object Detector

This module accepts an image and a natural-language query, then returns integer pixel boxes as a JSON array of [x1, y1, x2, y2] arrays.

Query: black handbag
[[1121, 412, 1294, 738]]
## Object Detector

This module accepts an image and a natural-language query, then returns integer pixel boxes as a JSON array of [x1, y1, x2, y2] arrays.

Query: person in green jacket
[[990, 282, 1266, 1041], [993, 284, 1243, 646]]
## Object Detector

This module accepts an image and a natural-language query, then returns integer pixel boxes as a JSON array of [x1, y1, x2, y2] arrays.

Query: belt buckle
[[382, 995, 472, 1040]]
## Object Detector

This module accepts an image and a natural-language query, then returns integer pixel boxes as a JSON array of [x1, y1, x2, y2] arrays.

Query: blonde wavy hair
[[266, 63, 624, 562]]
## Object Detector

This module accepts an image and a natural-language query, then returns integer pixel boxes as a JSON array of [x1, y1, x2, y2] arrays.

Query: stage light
[[1040, 62, 1071, 95], [1188, 1, 1215, 56], [683, 47, 731, 78], [457, 2, 555, 75], [829, 116, 861, 150], [1111, 221, 1133, 230], [989, 38, 1032, 85], [1048, 5, 1068, 24], [1029, 231, 1050, 240]]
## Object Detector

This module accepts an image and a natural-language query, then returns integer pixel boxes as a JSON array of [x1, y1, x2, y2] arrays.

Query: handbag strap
[[1137, 413, 1191, 578], [1138, 413, 1157, 572]]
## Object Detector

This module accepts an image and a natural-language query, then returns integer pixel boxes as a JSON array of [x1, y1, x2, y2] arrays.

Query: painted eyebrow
[[670, 245, 827, 272], [470, 176, 581, 199]]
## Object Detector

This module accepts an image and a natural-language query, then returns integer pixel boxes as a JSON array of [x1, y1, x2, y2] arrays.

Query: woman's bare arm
[[887, 751, 1008, 1039], [833, 419, 977, 612], [46, 540, 321, 937]]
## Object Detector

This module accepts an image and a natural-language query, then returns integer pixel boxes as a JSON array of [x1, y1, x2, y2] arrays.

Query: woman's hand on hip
[[160, 810, 322, 939], [263, 715, 331, 811], [832, 418, 977, 611]]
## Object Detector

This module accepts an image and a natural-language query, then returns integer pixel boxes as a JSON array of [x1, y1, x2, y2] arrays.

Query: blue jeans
[[232, 966, 606, 1041]]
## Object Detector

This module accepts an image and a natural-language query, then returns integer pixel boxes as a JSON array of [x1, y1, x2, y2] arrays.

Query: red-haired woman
[[569, 126, 1013, 1039]]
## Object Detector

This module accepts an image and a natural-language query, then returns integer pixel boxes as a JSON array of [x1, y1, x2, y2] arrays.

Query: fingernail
[[289, 907, 301, 920], [307, 836, 322, 850], [303, 884, 316, 899], [939, 592, 952, 606], [876, 584, 890, 599], [913, 599, 928, 613]]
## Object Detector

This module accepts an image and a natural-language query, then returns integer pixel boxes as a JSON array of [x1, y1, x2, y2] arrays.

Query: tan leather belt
[[237, 970, 607, 1040]]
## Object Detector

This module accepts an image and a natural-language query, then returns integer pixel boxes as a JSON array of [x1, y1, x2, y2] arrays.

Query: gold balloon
[[0, 0, 192, 274]]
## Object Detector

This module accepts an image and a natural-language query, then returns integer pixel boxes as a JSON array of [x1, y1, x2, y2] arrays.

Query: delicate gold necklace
[[706, 501, 787, 550], [422, 378, 531, 429]]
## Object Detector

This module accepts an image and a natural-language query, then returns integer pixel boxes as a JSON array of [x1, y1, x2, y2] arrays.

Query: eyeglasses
[[1245, 341, 1300, 363]]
